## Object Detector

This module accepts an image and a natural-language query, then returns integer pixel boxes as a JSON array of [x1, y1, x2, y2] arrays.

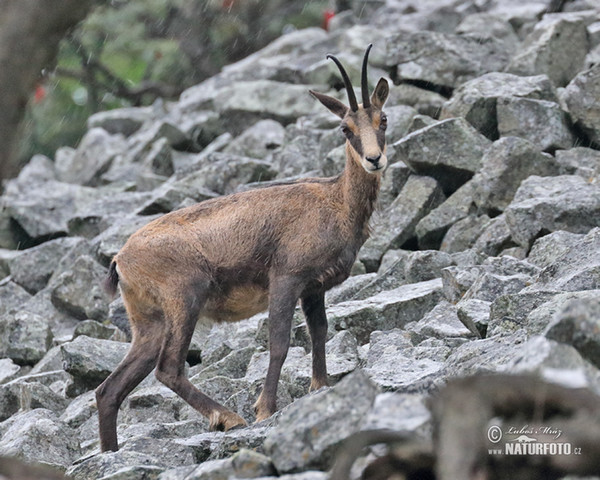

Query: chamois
[[96, 44, 390, 452]]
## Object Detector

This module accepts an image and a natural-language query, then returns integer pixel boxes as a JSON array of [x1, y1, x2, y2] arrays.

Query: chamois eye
[[380, 113, 388, 129], [341, 125, 352, 137]]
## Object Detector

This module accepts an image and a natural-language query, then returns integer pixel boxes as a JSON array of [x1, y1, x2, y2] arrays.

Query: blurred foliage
[[19, 0, 328, 163]]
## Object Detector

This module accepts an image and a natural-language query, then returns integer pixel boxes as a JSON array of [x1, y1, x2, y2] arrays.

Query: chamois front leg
[[254, 276, 303, 422], [301, 292, 328, 391], [155, 287, 247, 432]]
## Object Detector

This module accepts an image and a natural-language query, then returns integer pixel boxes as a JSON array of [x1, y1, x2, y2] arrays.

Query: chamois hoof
[[208, 410, 247, 432], [309, 378, 328, 392]]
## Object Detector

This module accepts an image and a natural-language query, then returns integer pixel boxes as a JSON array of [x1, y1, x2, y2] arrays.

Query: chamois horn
[[361, 44, 373, 108], [326, 53, 358, 112]]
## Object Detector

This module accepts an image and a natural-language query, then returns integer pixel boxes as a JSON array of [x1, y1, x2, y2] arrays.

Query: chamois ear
[[370, 78, 389, 110], [309, 90, 349, 119]]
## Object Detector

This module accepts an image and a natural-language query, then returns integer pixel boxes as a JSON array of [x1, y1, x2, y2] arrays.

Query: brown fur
[[95, 47, 390, 452]]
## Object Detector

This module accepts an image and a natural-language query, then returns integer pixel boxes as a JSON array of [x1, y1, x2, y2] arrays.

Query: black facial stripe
[[376, 128, 386, 150], [349, 134, 363, 157]]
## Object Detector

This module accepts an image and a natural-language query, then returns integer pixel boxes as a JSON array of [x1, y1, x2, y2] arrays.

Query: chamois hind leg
[[254, 276, 303, 422], [301, 292, 328, 392], [154, 287, 246, 431], [96, 316, 163, 452]]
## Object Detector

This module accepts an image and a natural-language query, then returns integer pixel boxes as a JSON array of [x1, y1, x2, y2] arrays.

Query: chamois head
[[310, 44, 390, 174]]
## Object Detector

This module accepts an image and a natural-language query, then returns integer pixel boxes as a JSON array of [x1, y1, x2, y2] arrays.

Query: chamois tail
[[103, 260, 119, 297]]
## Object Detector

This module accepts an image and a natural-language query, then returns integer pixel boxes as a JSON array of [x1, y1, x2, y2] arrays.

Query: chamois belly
[[202, 284, 269, 323]]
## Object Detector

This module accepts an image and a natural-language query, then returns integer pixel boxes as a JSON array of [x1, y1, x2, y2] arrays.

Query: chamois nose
[[366, 154, 381, 166]]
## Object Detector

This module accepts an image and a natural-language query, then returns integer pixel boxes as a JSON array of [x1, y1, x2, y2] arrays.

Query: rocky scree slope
[[3, 0, 600, 478]]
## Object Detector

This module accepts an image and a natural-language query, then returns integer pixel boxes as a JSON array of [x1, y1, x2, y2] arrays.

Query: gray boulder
[[456, 298, 490, 338], [61, 335, 129, 392], [563, 65, 600, 144], [440, 214, 491, 253], [471, 137, 560, 213], [326, 278, 443, 344], [527, 230, 584, 268], [0, 280, 31, 317], [214, 80, 322, 131], [0, 358, 20, 385], [3, 180, 101, 241], [264, 369, 378, 473], [415, 180, 476, 250], [507, 15, 589, 87], [87, 106, 154, 136], [0, 409, 81, 469], [50, 254, 109, 321], [442, 72, 558, 141], [496, 97, 573, 151], [384, 30, 510, 88], [359, 175, 445, 270], [364, 329, 445, 391], [57, 128, 127, 186], [0, 311, 52, 365], [472, 214, 516, 257], [178, 153, 278, 196], [455, 13, 520, 52], [224, 119, 286, 159], [545, 294, 600, 369], [8, 237, 82, 294], [526, 228, 600, 292], [555, 147, 600, 178], [393, 118, 491, 194], [505, 175, 600, 247]]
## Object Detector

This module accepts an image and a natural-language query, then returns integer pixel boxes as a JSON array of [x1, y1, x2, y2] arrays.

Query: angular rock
[[387, 83, 447, 118], [384, 30, 509, 88], [415, 180, 476, 250], [563, 65, 600, 144], [525, 228, 600, 293], [87, 106, 154, 136], [456, 298, 490, 338], [0, 311, 52, 365], [462, 271, 530, 303], [325, 273, 377, 305], [8, 237, 81, 294], [362, 391, 431, 434], [496, 97, 573, 151], [545, 294, 600, 368], [406, 301, 473, 343], [527, 230, 584, 268], [472, 137, 560, 213], [393, 118, 491, 194], [3, 181, 101, 241], [214, 80, 322, 131], [455, 13, 520, 52], [0, 358, 20, 385], [61, 336, 129, 392], [359, 175, 445, 270], [555, 147, 600, 178], [67, 450, 166, 480], [0, 409, 80, 469], [441, 265, 481, 303], [264, 369, 378, 473], [50, 255, 109, 321], [383, 105, 418, 144], [442, 72, 558, 141], [507, 15, 589, 87], [326, 278, 443, 344], [472, 215, 516, 256], [365, 329, 444, 391], [0, 280, 31, 317], [440, 214, 491, 253], [505, 176, 600, 247], [57, 128, 126, 186], [487, 291, 560, 336], [142, 137, 174, 177], [404, 250, 454, 284], [176, 153, 277, 196], [224, 119, 286, 159]]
